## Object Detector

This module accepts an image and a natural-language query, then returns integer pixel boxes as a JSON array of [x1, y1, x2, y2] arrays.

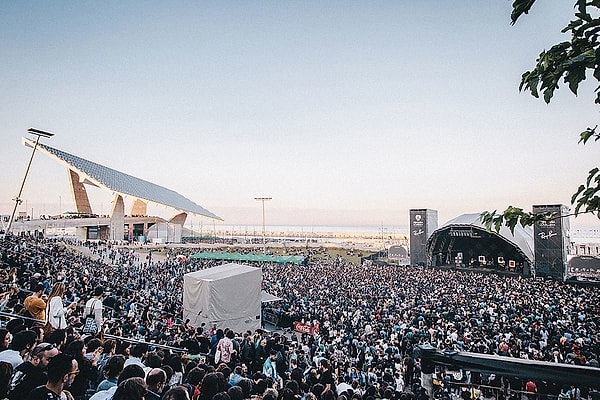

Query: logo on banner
[[538, 230, 558, 240]]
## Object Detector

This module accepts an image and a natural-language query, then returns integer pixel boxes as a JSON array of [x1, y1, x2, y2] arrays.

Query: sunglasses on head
[[32, 343, 56, 356]]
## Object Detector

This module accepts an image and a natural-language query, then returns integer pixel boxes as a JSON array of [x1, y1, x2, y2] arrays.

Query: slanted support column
[[168, 212, 187, 243], [131, 199, 147, 217], [109, 194, 125, 241], [68, 169, 93, 214]]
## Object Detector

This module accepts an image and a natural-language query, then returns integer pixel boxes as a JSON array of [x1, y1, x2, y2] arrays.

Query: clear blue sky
[[1, 2, 598, 229]]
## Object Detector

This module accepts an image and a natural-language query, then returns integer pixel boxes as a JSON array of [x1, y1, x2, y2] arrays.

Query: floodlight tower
[[254, 197, 271, 253], [5, 128, 54, 236]]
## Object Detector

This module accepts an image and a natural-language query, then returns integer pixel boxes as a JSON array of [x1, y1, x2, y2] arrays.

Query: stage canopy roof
[[24, 137, 221, 220], [190, 251, 305, 264], [427, 213, 534, 266]]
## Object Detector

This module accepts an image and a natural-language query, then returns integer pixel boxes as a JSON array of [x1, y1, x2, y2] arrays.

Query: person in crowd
[[29, 353, 78, 400], [65, 340, 100, 400], [217, 329, 236, 368], [96, 354, 125, 392], [145, 367, 167, 400], [0, 330, 11, 353], [89, 364, 145, 400], [163, 385, 192, 400], [23, 283, 46, 325], [0, 330, 37, 368], [124, 342, 147, 369], [111, 376, 147, 400], [263, 350, 278, 384], [83, 287, 104, 336], [0, 362, 12, 400], [7, 342, 58, 400], [46, 282, 77, 330]]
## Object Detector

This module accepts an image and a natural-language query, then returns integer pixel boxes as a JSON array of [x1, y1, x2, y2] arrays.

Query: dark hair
[[214, 392, 232, 400], [47, 353, 75, 383], [252, 379, 268, 396], [118, 364, 145, 384], [94, 286, 104, 296], [102, 338, 116, 354], [186, 366, 205, 386], [104, 354, 126, 379], [0, 329, 10, 351], [145, 352, 163, 368], [10, 330, 37, 352], [65, 340, 85, 360], [311, 383, 325, 398], [200, 372, 221, 400], [130, 343, 148, 358], [163, 385, 193, 400], [166, 353, 183, 373], [228, 385, 244, 400], [45, 328, 67, 346], [0, 362, 13, 397], [322, 389, 337, 400], [112, 377, 147, 400], [86, 338, 103, 352], [237, 378, 253, 398]]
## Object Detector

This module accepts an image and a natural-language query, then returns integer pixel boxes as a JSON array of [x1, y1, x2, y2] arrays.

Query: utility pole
[[5, 128, 54, 236]]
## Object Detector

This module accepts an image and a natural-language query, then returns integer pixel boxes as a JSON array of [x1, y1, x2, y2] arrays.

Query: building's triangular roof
[[24, 137, 222, 220]]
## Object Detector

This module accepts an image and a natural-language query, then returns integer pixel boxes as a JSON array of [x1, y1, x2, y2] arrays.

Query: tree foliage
[[482, 0, 600, 233]]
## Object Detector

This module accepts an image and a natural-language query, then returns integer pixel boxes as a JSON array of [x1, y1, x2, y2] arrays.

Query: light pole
[[254, 197, 271, 252], [5, 128, 54, 236]]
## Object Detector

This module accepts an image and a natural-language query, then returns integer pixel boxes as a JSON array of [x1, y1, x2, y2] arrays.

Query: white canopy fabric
[[183, 263, 261, 332], [261, 291, 282, 303]]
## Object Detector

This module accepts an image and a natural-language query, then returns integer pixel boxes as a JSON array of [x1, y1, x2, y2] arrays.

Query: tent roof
[[25, 137, 221, 220], [190, 251, 305, 264], [185, 263, 259, 281], [431, 213, 534, 263], [261, 291, 282, 303]]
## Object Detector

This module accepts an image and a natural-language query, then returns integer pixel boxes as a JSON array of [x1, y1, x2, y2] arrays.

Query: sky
[[1, 2, 599, 231]]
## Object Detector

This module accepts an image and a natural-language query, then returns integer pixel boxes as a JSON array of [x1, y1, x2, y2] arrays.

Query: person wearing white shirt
[[47, 282, 77, 330]]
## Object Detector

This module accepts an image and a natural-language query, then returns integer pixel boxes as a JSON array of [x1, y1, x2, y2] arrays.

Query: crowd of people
[[0, 233, 599, 400]]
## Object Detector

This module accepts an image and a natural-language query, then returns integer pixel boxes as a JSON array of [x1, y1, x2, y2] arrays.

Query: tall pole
[[254, 197, 271, 253], [5, 128, 54, 236]]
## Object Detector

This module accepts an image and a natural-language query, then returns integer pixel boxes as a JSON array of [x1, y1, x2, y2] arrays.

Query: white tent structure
[[183, 263, 262, 333]]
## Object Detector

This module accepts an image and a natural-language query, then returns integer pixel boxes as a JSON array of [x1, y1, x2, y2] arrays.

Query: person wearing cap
[[24, 284, 47, 325]]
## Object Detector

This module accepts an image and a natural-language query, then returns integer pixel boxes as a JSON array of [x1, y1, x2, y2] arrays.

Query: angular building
[[23, 137, 222, 242]]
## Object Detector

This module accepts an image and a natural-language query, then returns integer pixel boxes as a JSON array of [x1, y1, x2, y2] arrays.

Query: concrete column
[[109, 194, 125, 241], [131, 199, 147, 216], [68, 169, 93, 214]]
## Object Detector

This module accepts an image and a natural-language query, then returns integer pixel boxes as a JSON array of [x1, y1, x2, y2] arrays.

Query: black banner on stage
[[409, 209, 438, 267], [533, 204, 570, 281]]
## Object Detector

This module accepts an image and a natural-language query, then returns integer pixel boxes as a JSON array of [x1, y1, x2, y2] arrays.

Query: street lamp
[[5, 128, 54, 236], [254, 197, 271, 252]]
